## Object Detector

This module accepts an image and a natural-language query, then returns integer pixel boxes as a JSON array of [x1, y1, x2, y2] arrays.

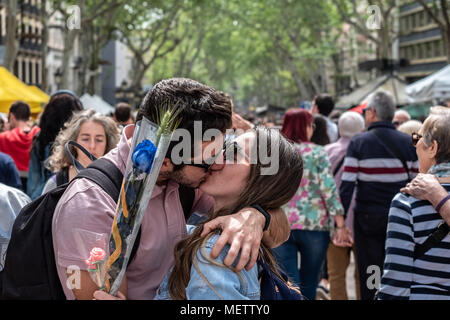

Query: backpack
[[258, 255, 304, 300], [0, 158, 122, 300], [0, 157, 195, 300]]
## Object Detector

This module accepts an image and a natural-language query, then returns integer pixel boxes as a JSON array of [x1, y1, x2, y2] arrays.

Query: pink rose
[[89, 247, 106, 262], [85, 247, 106, 269]]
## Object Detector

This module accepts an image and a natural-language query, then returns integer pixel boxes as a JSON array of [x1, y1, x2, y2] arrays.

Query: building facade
[[398, 1, 447, 83], [0, 0, 44, 86]]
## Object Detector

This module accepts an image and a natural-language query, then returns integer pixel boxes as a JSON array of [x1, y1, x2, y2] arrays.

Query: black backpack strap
[[333, 156, 345, 176], [179, 184, 195, 221], [414, 222, 450, 260], [371, 129, 411, 180], [74, 158, 123, 202]]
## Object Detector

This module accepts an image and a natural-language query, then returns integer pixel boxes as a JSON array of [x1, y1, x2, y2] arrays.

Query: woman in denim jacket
[[94, 127, 303, 300], [155, 127, 303, 300]]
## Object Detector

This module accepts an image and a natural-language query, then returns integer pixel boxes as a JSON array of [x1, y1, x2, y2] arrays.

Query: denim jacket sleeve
[[26, 144, 51, 200], [154, 227, 260, 300], [185, 233, 260, 300]]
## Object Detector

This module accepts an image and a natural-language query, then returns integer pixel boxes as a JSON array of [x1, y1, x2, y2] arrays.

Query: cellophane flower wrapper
[[73, 228, 109, 290], [104, 116, 174, 296]]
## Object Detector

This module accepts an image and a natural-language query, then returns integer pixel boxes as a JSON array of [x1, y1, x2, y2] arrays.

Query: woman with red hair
[[275, 108, 347, 300]]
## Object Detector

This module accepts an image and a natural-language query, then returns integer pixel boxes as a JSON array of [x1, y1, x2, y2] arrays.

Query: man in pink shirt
[[52, 78, 289, 300]]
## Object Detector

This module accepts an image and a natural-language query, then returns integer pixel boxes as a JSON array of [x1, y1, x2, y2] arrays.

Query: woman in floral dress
[[274, 108, 348, 300]]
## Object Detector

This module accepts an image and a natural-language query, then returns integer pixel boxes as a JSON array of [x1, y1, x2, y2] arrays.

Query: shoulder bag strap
[[371, 129, 411, 180], [414, 222, 450, 260], [333, 156, 346, 176], [65, 140, 97, 173]]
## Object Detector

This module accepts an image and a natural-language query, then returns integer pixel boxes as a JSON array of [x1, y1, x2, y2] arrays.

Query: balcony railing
[[21, 2, 41, 16], [19, 38, 42, 52]]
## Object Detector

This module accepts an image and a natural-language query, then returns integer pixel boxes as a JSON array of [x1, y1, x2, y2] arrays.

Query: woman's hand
[[93, 290, 127, 300], [400, 174, 444, 204], [332, 227, 353, 247]]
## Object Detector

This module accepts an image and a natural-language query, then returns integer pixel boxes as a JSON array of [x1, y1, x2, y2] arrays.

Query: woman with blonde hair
[[41, 109, 120, 194], [397, 120, 422, 136]]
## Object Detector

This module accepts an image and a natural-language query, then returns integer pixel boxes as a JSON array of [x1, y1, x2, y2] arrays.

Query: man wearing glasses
[[52, 78, 289, 300], [339, 90, 419, 300]]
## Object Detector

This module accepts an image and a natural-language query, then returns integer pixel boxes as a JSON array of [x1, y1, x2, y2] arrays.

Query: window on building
[[411, 13, 417, 29], [437, 39, 444, 57], [22, 60, 26, 82], [14, 60, 19, 77], [416, 44, 423, 60], [419, 11, 425, 27], [420, 43, 426, 59], [36, 62, 40, 85], [401, 16, 407, 31], [410, 13, 415, 28], [29, 60, 33, 84], [425, 10, 431, 25], [409, 45, 415, 60]]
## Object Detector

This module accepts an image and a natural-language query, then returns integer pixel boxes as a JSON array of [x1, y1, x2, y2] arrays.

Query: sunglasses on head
[[411, 132, 422, 147]]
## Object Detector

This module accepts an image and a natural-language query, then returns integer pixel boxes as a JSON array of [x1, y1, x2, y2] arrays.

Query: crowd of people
[[0, 78, 449, 301]]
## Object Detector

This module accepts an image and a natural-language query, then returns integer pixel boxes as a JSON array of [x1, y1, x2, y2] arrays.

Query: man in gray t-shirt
[[0, 183, 31, 271]]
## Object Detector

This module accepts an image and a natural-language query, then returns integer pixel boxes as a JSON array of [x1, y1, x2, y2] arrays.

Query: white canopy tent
[[406, 64, 450, 104], [80, 94, 115, 115], [336, 74, 413, 109]]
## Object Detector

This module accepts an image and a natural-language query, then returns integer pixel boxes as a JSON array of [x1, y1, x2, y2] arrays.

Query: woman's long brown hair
[[167, 127, 303, 299]]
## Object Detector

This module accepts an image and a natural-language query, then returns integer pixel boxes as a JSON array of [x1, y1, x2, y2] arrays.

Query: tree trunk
[[131, 62, 147, 91], [3, 0, 18, 71], [40, 1, 49, 92], [61, 29, 77, 90]]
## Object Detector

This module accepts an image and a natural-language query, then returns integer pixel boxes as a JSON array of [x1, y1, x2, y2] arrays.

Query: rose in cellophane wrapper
[[104, 110, 180, 296], [73, 229, 109, 290]]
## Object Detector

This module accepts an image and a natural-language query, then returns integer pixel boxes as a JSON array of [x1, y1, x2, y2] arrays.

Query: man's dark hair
[[137, 78, 233, 166], [114, 102, 133, 123], [314, 94, 335, 117], [9, 101, 31, 121]]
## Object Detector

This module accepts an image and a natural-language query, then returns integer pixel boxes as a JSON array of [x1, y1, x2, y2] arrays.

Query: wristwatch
[[251, 204, 271, 231]]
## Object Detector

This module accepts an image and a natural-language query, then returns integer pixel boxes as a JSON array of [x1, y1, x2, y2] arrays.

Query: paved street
[[346, 251, 357, 300]]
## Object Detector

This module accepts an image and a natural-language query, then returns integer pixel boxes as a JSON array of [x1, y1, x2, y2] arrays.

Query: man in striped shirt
[[339, 91, 419, 300]]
